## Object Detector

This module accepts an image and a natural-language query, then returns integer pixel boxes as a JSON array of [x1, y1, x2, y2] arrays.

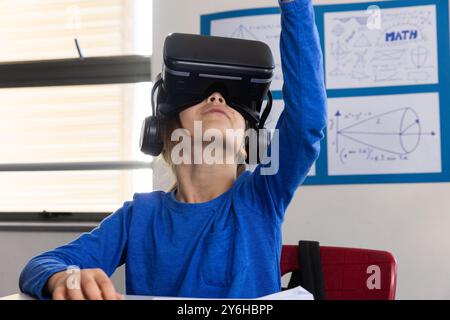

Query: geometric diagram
[[333, 107, 436, 157], [354, 34, 371, 47], [326, 92, 442, 175], [371, 49, 407, 62], [329, 41, 351, 76], [351, 50, 369, 80], [373, 65, 401, 82], [345, 30, 356, 43], [230, 24, 259, 40], [411, 45, 429, 68], [332, 23, 345, 38], [333, 16, 369, 26], [408, 45, 432, 82]]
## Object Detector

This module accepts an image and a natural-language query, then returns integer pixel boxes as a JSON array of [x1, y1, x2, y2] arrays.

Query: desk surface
[[1, 286, 313, 300], [0, 294, 253, 300], [0, 293, 159, 300], [0, 293, 36, 300]]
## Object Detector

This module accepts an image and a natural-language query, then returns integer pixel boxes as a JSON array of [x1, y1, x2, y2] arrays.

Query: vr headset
[[140, 33, 275, 164]]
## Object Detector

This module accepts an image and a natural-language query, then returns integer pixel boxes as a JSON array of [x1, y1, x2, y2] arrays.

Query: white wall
[[152, 0, 450, 299], [0, 231, 125, 297]]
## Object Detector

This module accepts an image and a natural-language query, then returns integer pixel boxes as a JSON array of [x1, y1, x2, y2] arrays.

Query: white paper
[[326, 92, 442, 175], [255, 285, 314, 300], [324, 5, 438, 89], [124, 286, 313, 300]]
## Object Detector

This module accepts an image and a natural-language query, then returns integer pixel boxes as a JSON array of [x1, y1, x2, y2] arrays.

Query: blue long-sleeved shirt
[[19, 0, 327, 299]]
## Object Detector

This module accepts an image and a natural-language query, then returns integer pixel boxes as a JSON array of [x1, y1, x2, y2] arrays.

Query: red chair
[[281, 244, 397, 300]]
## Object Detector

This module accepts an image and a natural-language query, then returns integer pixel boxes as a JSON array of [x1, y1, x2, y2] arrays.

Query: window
[[0, 0, 153, 215], [0, 0, 151, 61]]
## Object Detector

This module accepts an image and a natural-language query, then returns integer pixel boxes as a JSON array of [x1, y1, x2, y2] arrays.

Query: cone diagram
[[336, 107, 435, 155]]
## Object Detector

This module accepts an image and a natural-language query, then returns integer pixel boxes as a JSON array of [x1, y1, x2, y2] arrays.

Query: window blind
[[0, 0, 153, 213]]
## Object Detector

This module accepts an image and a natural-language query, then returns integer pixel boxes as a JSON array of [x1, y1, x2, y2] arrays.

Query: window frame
[[0, 55, 152, 231], [0, 55, 150, 88]]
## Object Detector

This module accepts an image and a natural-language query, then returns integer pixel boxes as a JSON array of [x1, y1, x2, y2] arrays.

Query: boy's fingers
[[82, 279, 103, 300], [116, 292, 124, 300], [52, 286, 66, 300], [95, 274, 117, 300], [67, 287, 86, 300]]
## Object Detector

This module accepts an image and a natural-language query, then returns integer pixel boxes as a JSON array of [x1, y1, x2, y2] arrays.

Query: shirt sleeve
[[242, 0, 327, 224], [18, 201, 132, 300]]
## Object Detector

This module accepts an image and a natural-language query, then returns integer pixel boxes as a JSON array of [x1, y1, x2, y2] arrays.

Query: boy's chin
[[201, 121, 231, 134]]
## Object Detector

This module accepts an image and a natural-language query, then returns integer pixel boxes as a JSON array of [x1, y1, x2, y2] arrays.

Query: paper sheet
[[326, 92, 441, 175], [324, 5, 438, 89], [124, 286, 313, 300]]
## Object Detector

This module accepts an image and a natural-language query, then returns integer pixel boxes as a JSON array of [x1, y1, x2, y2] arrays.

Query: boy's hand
[[46, 268, 124, 300]]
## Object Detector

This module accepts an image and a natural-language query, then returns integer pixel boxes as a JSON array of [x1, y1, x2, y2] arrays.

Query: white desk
[[0, 293, 36, 300], [0, 286, 313, 300], [0, 293, 156, 300]]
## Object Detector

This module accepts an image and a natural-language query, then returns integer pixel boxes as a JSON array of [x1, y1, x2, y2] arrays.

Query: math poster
[[324, 5, 438, 89], [326, 92, 441, 175]]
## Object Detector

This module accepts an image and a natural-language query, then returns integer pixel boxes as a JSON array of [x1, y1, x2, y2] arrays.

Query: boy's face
[[179, 91, 246, 141]]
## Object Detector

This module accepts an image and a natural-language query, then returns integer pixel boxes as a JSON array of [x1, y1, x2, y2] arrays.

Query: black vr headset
[[139, 33, 275, 164]]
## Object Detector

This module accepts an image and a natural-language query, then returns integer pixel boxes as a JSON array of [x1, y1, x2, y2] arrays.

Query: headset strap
[[151, 73, 164, 116], [258, 90, 272, 129]]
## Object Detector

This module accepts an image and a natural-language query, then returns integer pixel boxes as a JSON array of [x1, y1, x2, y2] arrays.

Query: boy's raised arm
[[246, 0, 327, 223]]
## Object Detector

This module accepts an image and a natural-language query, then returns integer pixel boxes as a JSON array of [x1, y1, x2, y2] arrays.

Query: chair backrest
[[280, 244, 397, 300]]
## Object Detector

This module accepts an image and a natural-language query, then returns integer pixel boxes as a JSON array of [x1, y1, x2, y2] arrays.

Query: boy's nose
[[207, 92, 225, 104]]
